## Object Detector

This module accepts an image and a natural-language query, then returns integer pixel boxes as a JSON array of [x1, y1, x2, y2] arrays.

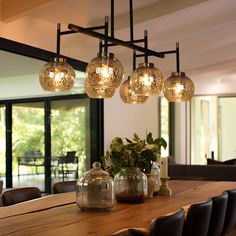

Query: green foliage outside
[[0, 102, 88, 176]]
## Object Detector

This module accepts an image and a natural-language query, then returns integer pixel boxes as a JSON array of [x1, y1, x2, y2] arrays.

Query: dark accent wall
[[169, 164, 236, 181]]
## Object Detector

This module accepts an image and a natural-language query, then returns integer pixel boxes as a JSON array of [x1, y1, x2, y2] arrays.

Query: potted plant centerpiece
[[102, 132, 167, 202]]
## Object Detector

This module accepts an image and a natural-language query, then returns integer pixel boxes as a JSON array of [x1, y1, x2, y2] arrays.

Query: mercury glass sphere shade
[[119, 77, 148, 104], [130, 63, 164, 96], [163, 72, 195, 102], [84, 79, 116, 98], [39, 57, 75, 92], [86, 52, 124, 88]]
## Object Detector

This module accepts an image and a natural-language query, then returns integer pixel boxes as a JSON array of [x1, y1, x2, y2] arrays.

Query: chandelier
[[39, 0, 194, 103]]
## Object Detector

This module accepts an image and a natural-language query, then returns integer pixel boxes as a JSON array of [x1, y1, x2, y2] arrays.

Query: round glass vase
[[114, 167, 147, 203], [76, 162, 115, 212]]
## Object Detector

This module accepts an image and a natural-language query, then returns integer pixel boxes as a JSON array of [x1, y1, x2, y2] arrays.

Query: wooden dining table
[[0, 180, 236, 236]]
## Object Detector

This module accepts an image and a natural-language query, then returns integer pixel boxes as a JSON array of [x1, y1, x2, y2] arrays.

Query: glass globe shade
[[84, 79, 116, 98], [86, 52, 124, 88], [130, 63, 164, 96], [163, 72, 194, 102], [119, 77, 148, 104], [39, 57, 75, 92]]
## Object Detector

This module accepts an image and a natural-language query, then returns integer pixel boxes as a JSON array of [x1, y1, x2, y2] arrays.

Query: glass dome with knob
[[76, 162, 115, 211]]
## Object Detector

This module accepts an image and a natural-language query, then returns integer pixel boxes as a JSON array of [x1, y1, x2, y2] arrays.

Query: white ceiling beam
[[90, 0, 208, 31], [1, 0, 55, 22]]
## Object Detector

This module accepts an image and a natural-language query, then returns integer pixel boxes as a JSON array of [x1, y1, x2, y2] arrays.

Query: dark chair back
[[112, 228, 146, 236], [2, 187, 41, 206], [207, 192, 228, 236], [66, 151, 76, 157], [222, 189, 236, 235], [52, 180, 77, 194], [149, 208, 185, 236], [183, 199, 212, 236], [112, 209, 185, 236]]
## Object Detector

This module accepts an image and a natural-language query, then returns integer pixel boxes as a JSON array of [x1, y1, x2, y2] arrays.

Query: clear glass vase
[[76, 162, 115, 211], [151, 162, 161, 196], [146, 173, 158, 198], [114, 167, 147, 203]]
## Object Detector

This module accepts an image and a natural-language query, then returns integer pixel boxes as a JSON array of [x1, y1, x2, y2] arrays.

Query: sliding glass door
[[0, 95, 102, 193], [0, 105, 6, 188], [12, 102, 45, 191], [50, 99, 90, 183]]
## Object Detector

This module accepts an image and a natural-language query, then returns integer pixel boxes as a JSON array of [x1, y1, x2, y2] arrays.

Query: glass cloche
[[76, 162, 115, 211]]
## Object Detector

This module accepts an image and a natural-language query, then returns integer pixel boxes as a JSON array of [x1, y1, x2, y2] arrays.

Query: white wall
[[104, 92, 159, 151], [175, 102, 188, 164]]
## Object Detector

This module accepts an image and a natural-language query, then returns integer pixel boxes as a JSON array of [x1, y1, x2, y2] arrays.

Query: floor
[[0, 173, 77, 193]]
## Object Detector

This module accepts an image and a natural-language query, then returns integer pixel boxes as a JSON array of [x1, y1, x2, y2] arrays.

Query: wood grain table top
[[0, 180, 235, 236]]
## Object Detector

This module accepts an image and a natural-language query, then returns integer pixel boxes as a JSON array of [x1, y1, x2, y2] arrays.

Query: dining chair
[[207, 192, 228, 236], [57, 152, 79, 181], [112, 208, 185, 236], [221, 189, 236, 235], [52, 180, 77, 194], [183, 199, 213, 236], [149, 208, 185, 236], [2, 187, 41, 206]]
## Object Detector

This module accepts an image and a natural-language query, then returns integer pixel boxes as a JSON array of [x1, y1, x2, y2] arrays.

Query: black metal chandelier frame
[[55, 0, 181, 74]]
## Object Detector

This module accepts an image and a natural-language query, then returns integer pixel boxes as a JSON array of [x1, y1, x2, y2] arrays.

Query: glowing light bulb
[[174, 83, 184, 94], [86, 52, 124, 89], [130, 63, 164, 96], [119, 77, 148, 104], [163, 72, 194, 102], [96, 65, 113, 79], [142, 74, 154, 86], [39, 57, 75, 92], [49, 71, 65, 83]]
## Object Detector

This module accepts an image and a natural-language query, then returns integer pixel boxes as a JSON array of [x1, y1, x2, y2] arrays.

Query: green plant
[[102, 132, 167, 176]]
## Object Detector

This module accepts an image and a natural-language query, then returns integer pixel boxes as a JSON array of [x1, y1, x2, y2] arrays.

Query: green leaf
[[112, 137, 123, 145], [154, 137, 167, 149], [146, 132, 153, 144], [133, 133, 140, 142], [125, 138, 133, 143], [125, 143, 136, 150], [141, 149, 156, 161], [135, 140, 145, 152], [110, 141, 124, 153]]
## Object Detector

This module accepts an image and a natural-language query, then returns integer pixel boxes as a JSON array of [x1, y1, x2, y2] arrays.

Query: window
[[0, 38, 103, 193]]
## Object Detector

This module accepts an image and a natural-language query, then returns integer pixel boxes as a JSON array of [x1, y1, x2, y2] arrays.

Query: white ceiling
[[1, 0, 236, 95]]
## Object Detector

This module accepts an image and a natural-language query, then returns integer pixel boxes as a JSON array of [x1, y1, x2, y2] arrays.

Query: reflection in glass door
[[12, 102, 45, 191], [218, 97, 236, 161], [0, 105, 6, 188], [50, 99, 90, 184]]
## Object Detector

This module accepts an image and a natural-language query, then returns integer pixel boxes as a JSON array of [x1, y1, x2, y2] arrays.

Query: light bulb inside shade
[[163, 72, 194, 102], [130, 63, 164, 96], [96, 65, 113, 79], [119, 77, 148, 104], [39, 57, 75, 92], [141, 74, 154, 87], [86, 52, 124, 88], [84, 79, 116, 98]]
